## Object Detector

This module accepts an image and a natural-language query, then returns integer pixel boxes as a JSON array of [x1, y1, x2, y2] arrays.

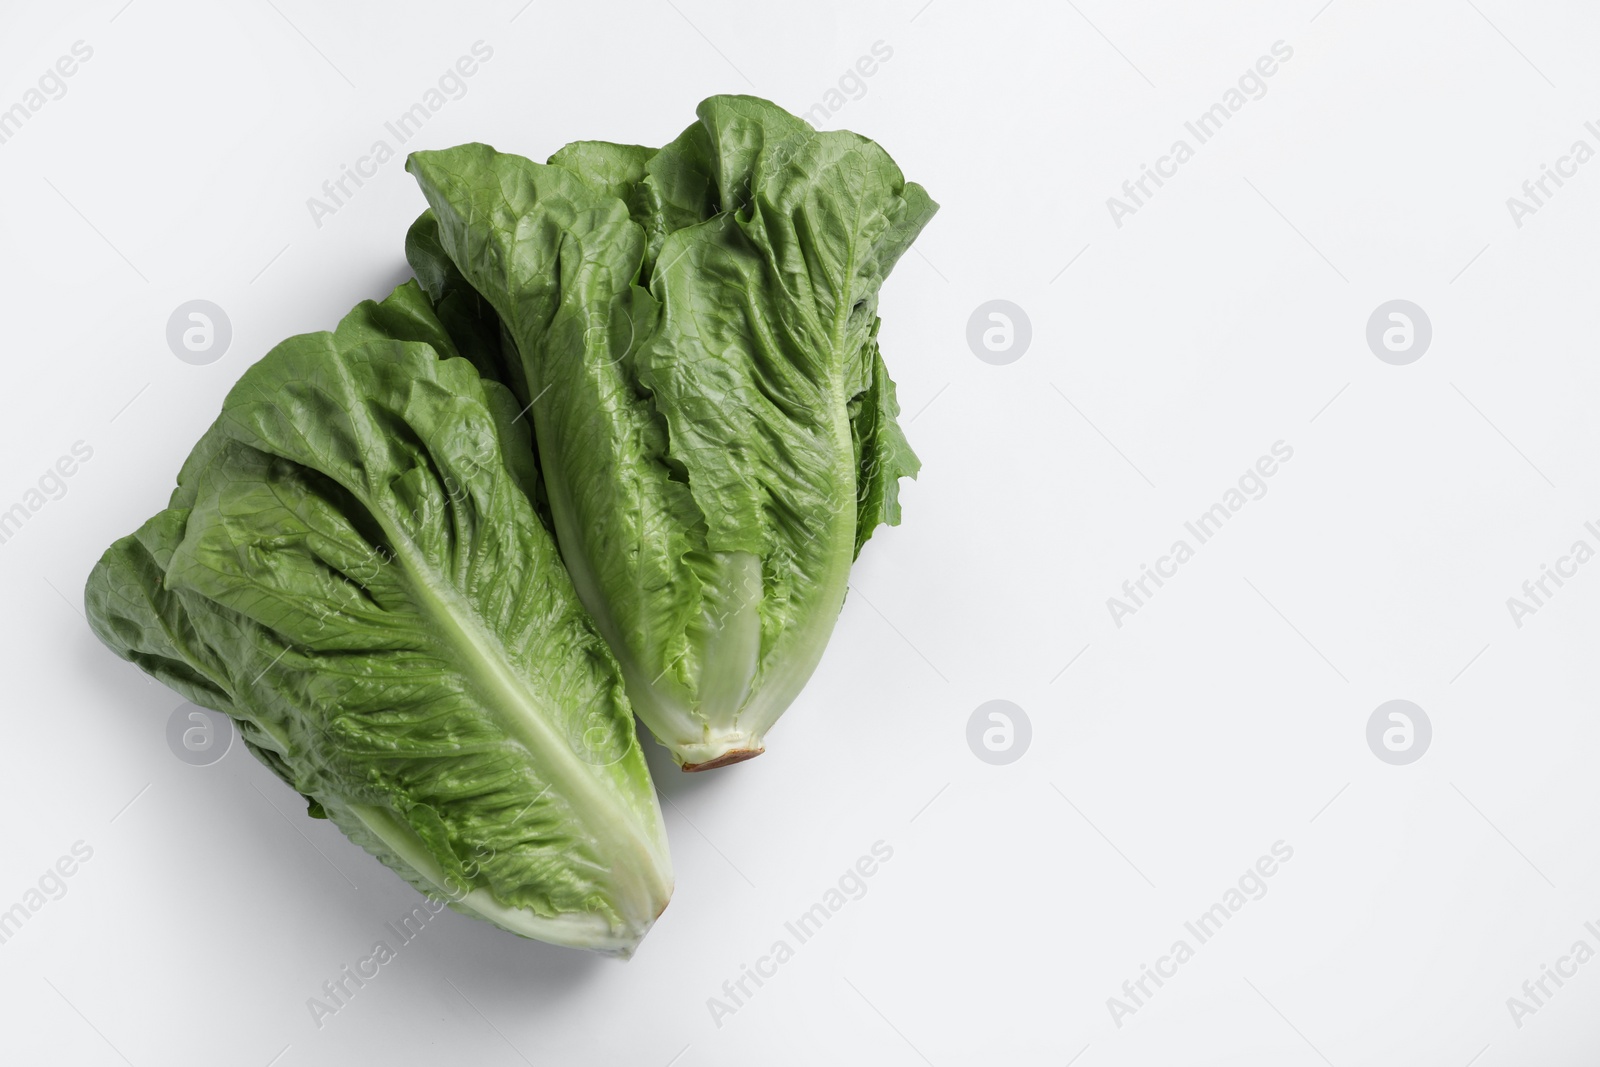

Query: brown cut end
[[681, 747, 764, 772]]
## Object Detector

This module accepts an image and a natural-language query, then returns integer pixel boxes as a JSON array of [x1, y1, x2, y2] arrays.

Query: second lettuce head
[[407, 95, 936, 769]]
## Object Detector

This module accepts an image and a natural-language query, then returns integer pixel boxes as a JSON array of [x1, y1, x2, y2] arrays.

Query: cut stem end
[[680, 747, 764, 772]]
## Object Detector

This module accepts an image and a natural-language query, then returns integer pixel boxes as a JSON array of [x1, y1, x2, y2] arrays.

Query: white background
[[2, 0, 1599, 1064]]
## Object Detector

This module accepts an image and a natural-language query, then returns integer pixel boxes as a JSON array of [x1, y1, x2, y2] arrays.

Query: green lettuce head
[[85, 282, 672, 955], [406, 95, 936, 769]]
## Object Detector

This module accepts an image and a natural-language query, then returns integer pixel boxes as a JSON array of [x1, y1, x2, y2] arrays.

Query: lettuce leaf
[[85, 282, 671, 955], [406, 95, 935, 768]]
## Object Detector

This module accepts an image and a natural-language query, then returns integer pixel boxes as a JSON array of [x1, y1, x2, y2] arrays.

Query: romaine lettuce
[[84, 282, 672, 955], [406, 95, 935, 769]]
